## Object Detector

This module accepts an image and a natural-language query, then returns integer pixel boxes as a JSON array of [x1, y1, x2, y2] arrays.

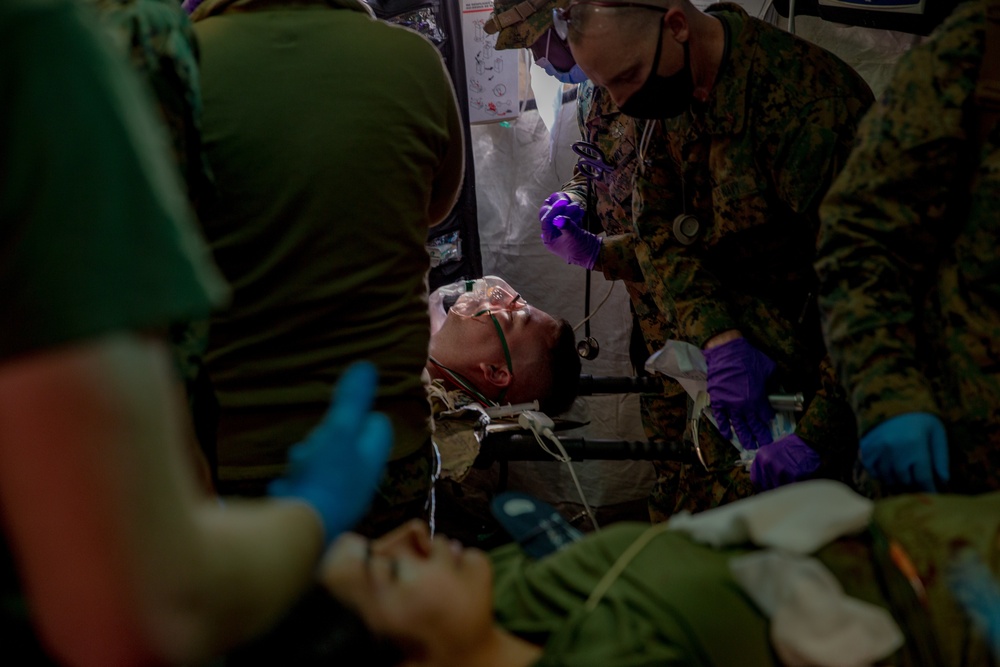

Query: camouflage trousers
[[642, 390, 756, 523], [353, 439, 435, 538]]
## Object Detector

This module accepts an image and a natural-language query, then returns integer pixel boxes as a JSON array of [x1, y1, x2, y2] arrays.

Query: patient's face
[[321, 520, 495, 655], [431, 298, 562, 403]]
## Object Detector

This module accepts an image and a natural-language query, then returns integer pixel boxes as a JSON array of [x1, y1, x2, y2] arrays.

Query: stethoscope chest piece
[[577, 336, 600, 361], [673, 214, 700, 245]]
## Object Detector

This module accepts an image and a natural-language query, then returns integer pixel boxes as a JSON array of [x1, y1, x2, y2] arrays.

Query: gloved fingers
[[731, 415, 758, 451], [710, 404, 732, 440], [323, 361, 379, 437], [539, 196, 564, 225], [747, 409, 774, 448], [930, 421, 951, 485], [355, 412, 394, 480], [544, 191, 569, 207], [749, 452, 774, 491], [910, 456, 938, 493], [286, 362, 379, 468]]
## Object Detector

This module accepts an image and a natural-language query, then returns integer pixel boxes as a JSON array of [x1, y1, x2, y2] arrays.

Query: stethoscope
[[638, 119, 701, 246], [570, 140, 615, 361]]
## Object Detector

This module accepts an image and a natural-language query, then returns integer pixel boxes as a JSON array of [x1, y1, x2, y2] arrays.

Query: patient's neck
[[412, 626, 542, 667]]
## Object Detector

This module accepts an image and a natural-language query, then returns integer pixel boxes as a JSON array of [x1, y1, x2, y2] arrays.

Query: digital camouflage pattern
[[488, 0, 571, 50], [89, 0, 214, 208], [90, 0, 220, 490], [631, 3, 874, 489], [566, 82, 757, 519], [817, 0, 1000, 494]]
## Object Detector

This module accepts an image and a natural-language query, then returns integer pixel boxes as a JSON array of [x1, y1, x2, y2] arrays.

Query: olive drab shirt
[[630, 3, 873, 471], [817, 0, 1000, 494]]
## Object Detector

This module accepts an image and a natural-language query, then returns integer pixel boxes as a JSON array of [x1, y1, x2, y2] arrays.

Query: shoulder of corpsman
[[737, 15, 870, 105]]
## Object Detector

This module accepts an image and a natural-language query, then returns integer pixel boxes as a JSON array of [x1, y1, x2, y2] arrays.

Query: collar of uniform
[[698, 3, 753, 135], [190, 0, 371, 22], [483, 0, 552, 34]]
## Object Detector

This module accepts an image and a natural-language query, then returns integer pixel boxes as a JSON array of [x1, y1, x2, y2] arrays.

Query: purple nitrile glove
[[182, 0, 207, 13], [539, 192, 601, 270], [704, 337, 777, 450], [750, 433, 821, 491]]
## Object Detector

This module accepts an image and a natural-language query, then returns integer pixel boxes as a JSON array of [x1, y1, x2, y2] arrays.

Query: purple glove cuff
[[750, 433, 821, 491], [539, 193, 600, 269]]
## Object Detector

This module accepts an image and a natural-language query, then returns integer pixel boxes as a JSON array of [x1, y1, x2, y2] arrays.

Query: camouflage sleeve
[[561, 167, 589, 204], [792, 355, 860, 477], [632, 229, 739, 349], [599, 232, 646, 283], [770, 92, 872, 226], [815, 3, 982, 436]]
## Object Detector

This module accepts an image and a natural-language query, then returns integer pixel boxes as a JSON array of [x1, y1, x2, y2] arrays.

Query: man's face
[[431, 285, 562, 405], [321, 521, 494, 656], [567, 6, 663, 107]]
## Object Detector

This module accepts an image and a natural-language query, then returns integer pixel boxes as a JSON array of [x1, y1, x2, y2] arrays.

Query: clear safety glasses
[[450, 277, 527, 405], [449, 276, 528, 319], [552, 0, 669, 40]]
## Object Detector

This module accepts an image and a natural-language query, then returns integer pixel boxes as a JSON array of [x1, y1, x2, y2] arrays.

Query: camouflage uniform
[[484, 0, 570, 49], [562, 83, 754, 519], [89, 0, 213, 207], [816, 1, 1000, 494], [631, 3, 874, 504], [90, 0, 220, 490]]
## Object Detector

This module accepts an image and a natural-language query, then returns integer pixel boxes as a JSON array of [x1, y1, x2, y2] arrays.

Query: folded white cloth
[[731, 550, 904, 667], [666, 479, 873, 554], [668, 480, 902, 667]]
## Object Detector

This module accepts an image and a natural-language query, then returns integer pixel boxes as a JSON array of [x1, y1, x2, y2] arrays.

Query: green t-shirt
[[490, 523, 777, 667], [193, 0, 464, 487], [0, 0, 226, 361], [0, 0, 225, 659]]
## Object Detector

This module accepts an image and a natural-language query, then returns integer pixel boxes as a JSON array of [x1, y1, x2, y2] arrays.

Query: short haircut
[[539, 318, 581, 415], [569, 3, 666, 40], [227, 585, 403, 667]]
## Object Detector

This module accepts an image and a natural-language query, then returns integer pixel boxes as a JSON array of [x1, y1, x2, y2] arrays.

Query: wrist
[[703, 329, 742, 350]]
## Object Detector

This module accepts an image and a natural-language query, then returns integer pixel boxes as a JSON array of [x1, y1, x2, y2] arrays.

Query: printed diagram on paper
[[461, 0, 520, 124]]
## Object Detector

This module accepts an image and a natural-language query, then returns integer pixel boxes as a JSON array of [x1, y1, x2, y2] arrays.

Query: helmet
[[484, 0, 572, 50]]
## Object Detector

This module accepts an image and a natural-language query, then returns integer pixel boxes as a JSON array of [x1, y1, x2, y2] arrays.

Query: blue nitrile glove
[[948, 549, 1000, 659], [859, 412, 949, 492], [268, 361, 393, 546], [750, 433, 821, 491], [539, 192, 601, 270], [704, 337, 777, 450]]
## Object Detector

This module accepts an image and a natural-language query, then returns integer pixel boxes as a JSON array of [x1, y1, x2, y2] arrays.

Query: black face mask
[[618, 21, 694, 120]]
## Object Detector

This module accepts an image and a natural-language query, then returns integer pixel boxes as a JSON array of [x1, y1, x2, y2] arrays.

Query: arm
[[815, 22, 978, 435], [0, 335, 323, 666], [631, 160, 738, 348]]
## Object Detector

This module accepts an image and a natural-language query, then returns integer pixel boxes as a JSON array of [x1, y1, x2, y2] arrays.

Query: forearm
[[817, 141, 959, 432], [169, 499, 323, 661], [598, 233, 644, 282], [0, 335, 324, 666], [561, 168, 589, 204], [635, 241, 738, 348]]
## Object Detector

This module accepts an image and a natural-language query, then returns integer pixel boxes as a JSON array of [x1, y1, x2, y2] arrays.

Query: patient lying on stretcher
[[425, 276, 580, 416], [237, 481, 1000, 667]]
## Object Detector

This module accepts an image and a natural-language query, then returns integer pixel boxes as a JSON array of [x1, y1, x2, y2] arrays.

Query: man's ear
[[664, 7, 689, 42], [478, 362, 512, 390]]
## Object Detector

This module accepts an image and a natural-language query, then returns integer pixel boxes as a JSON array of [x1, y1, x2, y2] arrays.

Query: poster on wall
[[460, 0, 521, 124]]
